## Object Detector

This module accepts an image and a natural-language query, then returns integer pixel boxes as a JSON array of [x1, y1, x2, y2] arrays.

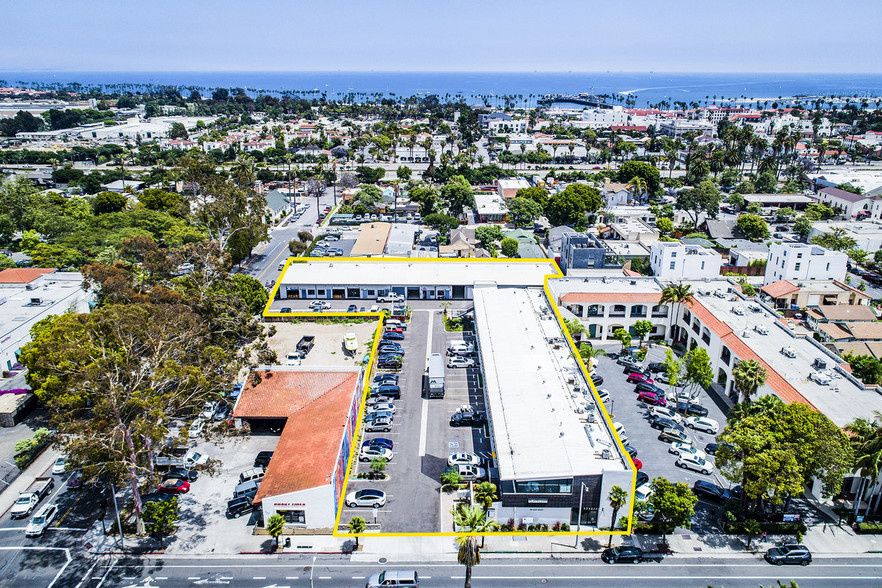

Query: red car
[[627, 373, 654, 385], [632, 458, 643, 470], [637, 391, 666, 406], [159, 478, 190, 494]]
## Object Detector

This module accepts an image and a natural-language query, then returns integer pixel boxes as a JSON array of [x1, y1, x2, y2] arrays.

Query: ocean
[[2, 71, 881, 108]]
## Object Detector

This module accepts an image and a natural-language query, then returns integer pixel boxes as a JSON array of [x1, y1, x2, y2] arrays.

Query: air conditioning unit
[[30, 297, 43, 305]]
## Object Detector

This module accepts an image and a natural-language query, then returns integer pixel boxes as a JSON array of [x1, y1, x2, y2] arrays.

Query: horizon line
[[1, 69, 880, 76]]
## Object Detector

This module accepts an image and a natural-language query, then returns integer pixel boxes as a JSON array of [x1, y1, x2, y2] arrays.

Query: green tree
[[441, 467, 462, 491], [845, 413, 882, 517], [744, 518, 762, 548], [515, 186, 549, 207], [396, 165, 412, 181], [473, 481, 497, 513], [232, 273, 269, 315], [545, 190, 586, 229], [737, 214, 770, 241], [143, 496, 180, 548], [355, 165, 385, 184], [266, 513, 286, 549], [500, 237, 519, 258], [607, 485, 628, 547], [563, 317, 588, 342], [793, 216, 813, 241], [663, 348, 682, 390], [440, 175, 475, 216], [612, 328, 632, 352], [168, 122, 189, 140], [676, 180, 720, 229], [648, 477, 697, 543], [726, 193, 745, 209], [0, 254, 15, 270], [732, 359, 768, 405], [632, 319, 654, 346], [810, 227, 857, 251], [617, 161, 661, 194], [579, 343, 607, 362], [474, 225, 504, 247], [348, 515, 366, 548], [656, 217, 674, 235], [506, 197, 543, 227], [370, 457, 387, 477], [356, 184, 383, 208], [683, 347, 713, 398], [843, 354, 882, 385], [754, 170, 777, 193], [92, 191, 128, 215], [452, 504, 496, 588], [424, 213, 460, 235]]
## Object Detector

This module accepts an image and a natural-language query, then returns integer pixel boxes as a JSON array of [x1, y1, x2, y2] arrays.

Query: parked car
[[455, 464, 486, 481], [596, 388, 610, 403], [364, 410, 394, 424], [624, 366, 652, 377], [345, 488, 386, 508], [66, 471, 84, 490], [447, 356, 475, 368], [365, 570, 418, 588], [634, 382, 664, 395], [254, 451, 274, 468], [685, 416, 719, 434], [676, 402, 709, 417], [280, 307, 292, 313], [650, 406, 683, 422], [450, 412, 486, 427], [632, 457, 642, 469], [601, 546, 645, 564], [382, 331, 405, 341], [362, 438, 394, 450], [373, 374, 399, 386], [308, 300, 331, 310], [627, 373, 654, 385], [226, 496, 255, 518], [617, 356, 642, 369], [371, 385, 400, 399], [590, 373, 604, 386], [25, 504, 59, 537], [635, 471, 649, 488], [377, 357, 403, 370], [623, 444, 638, 458], [377, 293, 405, 303], [704, 442, 742, 458], [676, 453, 714, 475], [647, 362, 667, 373], [165, 467, 199, 482], [347, 304, 358, 312], [637, 391, 666, 406], [359, 446, 393, 462], [364, 416, 393, 432], [764, 544, 812, 566], [378, 345, 405, 356], [187, 418, 206, 438], [658, 427, 690, 444], [692, 481, 731, 503], [669, 442, 706, 460], [159, 478, 191, 494], [367, 402, 396, 414], [52, 457, 67, 475], [447, 452, 481, 467], [650, 416, 685, 432]]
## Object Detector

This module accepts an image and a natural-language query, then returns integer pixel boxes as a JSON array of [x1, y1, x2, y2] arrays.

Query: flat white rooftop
[[474, 287, 628, 481], [550, 275, 664, 296], [688, 284, 882, 427], [280, 259, 558, 287]]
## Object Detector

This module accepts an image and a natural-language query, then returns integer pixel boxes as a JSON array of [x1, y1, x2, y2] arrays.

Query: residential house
[[815, 186, 876, 219], [761, 279, 871, 310], [764, 243, 848, 286], [650, 242, 722, 281]]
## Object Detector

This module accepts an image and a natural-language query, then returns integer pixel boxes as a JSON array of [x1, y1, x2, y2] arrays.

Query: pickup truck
[[155, 448, 209, 469], [296, 336, 315, 356], [10, 477, 54, 519]]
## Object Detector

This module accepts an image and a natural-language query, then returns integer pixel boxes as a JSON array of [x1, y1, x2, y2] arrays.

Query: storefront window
[[280, 510, 306, 524], [514, 478, 573, 494]]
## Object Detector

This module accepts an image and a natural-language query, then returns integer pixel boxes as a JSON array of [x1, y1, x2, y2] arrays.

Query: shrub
[[855, 522, 882, 534], [725, 521, 807, 535], [560, 523, 570, 531]]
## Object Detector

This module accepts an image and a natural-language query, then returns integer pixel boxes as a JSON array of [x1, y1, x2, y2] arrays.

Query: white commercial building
[[809, 221, 882, 253], [764, 243, 848, 286], [473, 287, 632, 529], [650, 242, 722, 281]]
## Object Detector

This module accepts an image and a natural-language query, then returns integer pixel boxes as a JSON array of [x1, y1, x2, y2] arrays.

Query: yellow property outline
[[262, 256, 637, 537]]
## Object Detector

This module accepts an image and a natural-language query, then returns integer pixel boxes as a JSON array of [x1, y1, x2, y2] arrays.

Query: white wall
[[764, 243, 848, 285], [261, 484, 336, 530], [650, 243, 722, 281]]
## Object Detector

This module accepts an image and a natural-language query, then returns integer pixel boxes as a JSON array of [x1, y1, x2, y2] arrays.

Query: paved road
[[53, 554, 882, 588]]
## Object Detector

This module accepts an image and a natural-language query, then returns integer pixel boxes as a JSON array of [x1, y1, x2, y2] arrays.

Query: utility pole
[[110, 483, 125, 551]]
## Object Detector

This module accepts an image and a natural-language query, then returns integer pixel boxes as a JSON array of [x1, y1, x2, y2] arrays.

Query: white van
[[233, 479, 261, 499], [238, 467, 265, 485]]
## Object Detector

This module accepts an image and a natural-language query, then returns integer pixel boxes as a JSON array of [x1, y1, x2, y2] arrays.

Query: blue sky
[[2, 0, 880, 72]]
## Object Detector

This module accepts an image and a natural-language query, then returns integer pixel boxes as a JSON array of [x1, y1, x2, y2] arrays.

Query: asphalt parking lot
[[593, 345, 731, 499], [340, 308, 490, 533]]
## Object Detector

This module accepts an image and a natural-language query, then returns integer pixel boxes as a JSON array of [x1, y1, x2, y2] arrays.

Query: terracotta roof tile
[[0, 268, 55, 284], [843, 322, 882, 340], [817, 322, 851, 340], [760, 279, 799, 298], [233, 370, 359, 419]]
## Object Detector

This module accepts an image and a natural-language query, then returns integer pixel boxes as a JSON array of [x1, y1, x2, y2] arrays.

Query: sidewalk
[[0, 446, 59, 517]]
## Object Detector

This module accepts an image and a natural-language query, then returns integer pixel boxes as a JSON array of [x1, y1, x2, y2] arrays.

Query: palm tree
[[607, 485, 628, 547], [659, 283, 693, 343], [846, 413, 882, 516], [473, 482, 497, 513], [626, 176, 647, 203], [731, 359, 768, 405], [452, 505, 496, 588]]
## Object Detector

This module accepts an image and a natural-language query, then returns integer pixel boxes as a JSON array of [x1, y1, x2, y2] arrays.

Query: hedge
[[631, 520, 674, 534], [855, 522, 882, 534], [726, 521, 806, 535]]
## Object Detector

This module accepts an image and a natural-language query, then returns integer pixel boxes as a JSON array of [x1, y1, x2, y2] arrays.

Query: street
[[27, 554, 882, 588]]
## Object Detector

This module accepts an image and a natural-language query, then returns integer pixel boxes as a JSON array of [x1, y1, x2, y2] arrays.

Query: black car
[[764, 544, 812, 566], [226, 496, 255, 518], [253, 451, 274, 468], [165, 467, 199, 482], [591, 374, 604, 386], [704, 442, 742, 458], [601, 546, 645, 563], [623, 366, 651, 377], [634, 382, 664, 395], [676, 402, 709, 417], [371, 385, 400, 399], [377, 358, 402, 370], [649, 416, 685, 432], [617, 356, 641, 368], [623, 444, 637, 458], [373, 374, 399, 385], [382, 331, 405, 341], [378, 345, 405, 356], [635, 471, 649, 488], [280, 307, 292, 313], [347, 304, 358, 312], [692, 480, 731, 503], [450, 412, 486, 427], [647, 362, 667, 373]]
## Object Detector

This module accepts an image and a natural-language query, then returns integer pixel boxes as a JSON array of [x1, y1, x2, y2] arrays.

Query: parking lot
[[592, 345, 731, 507], [340, 308, 491, 533]]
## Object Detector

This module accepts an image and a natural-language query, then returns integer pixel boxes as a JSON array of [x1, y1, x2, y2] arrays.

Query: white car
[[25, 504, 58, 537], [596, 388, 610, 403], [677, 453, 714, 475], [685, 416, 719, 434], [367, 403, 396, 415], [285, 352, 302, 366], [455, 464, 486, 481], [447, 452, 481, 467], [344, 333, 359, 353], [359, 446, 393, 462], [52, 457, 67, 475], [323, 235, 340, 241], [613, 422, 626, 437], [187, 418, 205, 438], [669, 442, 706, 460], [309, 300, 331, 310], [200, 401, 218, 420], [447, 356, 475, 368], [377, 293, 404, 303], [345, 488, 386, 508], [650, 406, 683, 423], [634, 482, 652, 502]]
